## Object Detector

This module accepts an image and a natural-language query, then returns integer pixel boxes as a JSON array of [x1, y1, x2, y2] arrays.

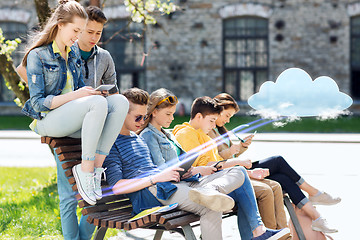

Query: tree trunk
[[0, 0, 50, 108], [89, 0, 101, 7], [0, 54, 30, 106], [34, 0, 51, 28]]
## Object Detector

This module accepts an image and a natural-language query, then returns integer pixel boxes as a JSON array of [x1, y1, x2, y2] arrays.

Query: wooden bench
[[41, 136, 238, 240]]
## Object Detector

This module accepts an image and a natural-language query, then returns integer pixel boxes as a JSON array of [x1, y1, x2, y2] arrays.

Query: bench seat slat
[[50, 137, 81, 148], [59, 152, 82, 161], [62, 160, 81, 170], [82, 200, 132, 215], [159, 210, 193, 224], [164, 214, 200, 230], [55, 145, 81, 154], [78, 194, 127, 208], [99, 209, 133, 228]]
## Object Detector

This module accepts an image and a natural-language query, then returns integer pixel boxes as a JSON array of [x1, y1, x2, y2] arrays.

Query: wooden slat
[[59, 152, 82, 161], [46, 137, 52, 144], [67, 177, 75, 185], [82, 200, 132, 215], [142, 215, 151, 224], [41, 136, 47, 143], [123, 221, 135, 231], [50, 137, 81, 148], [158, 210, 192, 224], [99, 208, 133, 228], [164, 214, 200, 230], [108, 211, 133, 228], [62, 160, 81, 170], [78, 193, 124, 208], [55, 145, 81, 154], [65, 169, 73, 177], [136, 218, 145, 227], [130, 220, 137, 229]]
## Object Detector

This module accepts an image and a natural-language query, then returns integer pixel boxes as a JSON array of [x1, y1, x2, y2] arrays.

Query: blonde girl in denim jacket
[[21, 0, 128, 206]]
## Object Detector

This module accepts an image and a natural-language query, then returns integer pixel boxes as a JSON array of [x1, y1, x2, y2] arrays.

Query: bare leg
[[81, 160, 94, 172], [252, 225, 266, 237], [95, 154, 106, 168], [299, 181, 319, 196], [300, 202, 320, 220]]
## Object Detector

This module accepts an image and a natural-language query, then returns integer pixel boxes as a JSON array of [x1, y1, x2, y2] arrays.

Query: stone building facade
[[1, 0, 360, 114]]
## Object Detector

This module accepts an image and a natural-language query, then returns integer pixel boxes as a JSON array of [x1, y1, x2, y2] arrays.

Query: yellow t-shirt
[[173, 122, 224, 167], [29, 41, 73, 132]]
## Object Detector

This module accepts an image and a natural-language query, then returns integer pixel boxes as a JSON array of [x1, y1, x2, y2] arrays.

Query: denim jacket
[[22, 43, 85, 119], [140, 124, 180, 167]]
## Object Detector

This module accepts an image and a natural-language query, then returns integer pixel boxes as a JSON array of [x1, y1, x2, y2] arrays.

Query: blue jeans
[[228, 167, 263, 240], [54, 151, 95, 240], [252, 155, 308, 208]]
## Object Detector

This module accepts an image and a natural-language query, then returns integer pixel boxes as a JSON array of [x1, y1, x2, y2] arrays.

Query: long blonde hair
[[138, 88, 178, 132], [22, 0, 87, 66]]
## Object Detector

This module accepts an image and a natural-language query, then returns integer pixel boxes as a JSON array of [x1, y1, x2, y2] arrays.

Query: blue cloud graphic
[[248, 68, 353, 117]]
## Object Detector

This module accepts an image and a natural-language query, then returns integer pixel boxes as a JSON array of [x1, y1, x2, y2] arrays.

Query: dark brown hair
[[213, 93, 239, 135], [190, 96, 222, 119], [86, 6, 107, 24]]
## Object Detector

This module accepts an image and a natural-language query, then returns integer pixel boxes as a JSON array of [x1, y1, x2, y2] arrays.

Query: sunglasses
[[135, 114, 148, 122], [156, 96, 178, 106]]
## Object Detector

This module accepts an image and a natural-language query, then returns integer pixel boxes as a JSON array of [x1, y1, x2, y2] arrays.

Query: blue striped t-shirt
[[104, 132, 161, 187]]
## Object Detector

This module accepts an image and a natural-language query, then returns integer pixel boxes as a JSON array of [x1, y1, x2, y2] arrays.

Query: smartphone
[[94, 84, 115, 91], [240, 131, 257, 142], [213, 160, 227, 170]]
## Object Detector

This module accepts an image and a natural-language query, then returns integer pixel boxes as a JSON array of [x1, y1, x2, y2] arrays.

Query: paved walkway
[[0, 131, 359, 239]]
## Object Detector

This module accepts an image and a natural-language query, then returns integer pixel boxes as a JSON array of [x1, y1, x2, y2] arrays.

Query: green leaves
[[124, 0, 177, 24], [0, 28, 21, 61]]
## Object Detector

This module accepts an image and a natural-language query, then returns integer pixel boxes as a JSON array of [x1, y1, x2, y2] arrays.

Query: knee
[[255, 184, 273, 200], [230, 166, 246, 185], [274, 155, 286, 164], [88, 95, 108, 110], [107, 94, 129, 113]]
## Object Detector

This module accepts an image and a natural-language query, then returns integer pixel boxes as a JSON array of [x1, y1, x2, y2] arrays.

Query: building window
[[351, 16, 360, 100], [223, 17, 268, 101], [102, 20, 145, 92], [0, 21, 27, 102]]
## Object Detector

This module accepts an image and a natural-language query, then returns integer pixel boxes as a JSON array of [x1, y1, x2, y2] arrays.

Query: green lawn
[[1, 114, 360, 132], [169, 115, 360, 133], [0, 167, 121, 239], [0, 116, 32, 130]]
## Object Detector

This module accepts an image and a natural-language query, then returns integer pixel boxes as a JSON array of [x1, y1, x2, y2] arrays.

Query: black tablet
[[177, 157, 197, 177]]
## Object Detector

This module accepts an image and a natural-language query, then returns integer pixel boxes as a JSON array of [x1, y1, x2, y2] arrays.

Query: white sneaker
[[94, 167, 106, 200], [72, 164, 96, 205], [309, 191, 341, 205], [188, 188, 235, 212], [311, 217, 338, 233]]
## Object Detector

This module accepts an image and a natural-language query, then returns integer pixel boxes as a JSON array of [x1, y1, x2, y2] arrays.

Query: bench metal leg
[[283, 195, 306, 240], [153, 229, 164, 240], [181, 224, 197, 240], [92, 226, 108, 240]]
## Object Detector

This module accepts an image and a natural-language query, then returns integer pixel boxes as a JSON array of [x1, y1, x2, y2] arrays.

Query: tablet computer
[[177, 157, 197, 177], [94, 84, 115, 91]]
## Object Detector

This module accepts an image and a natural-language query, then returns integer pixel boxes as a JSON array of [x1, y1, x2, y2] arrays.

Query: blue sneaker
[[251, 228, 290, 240]]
